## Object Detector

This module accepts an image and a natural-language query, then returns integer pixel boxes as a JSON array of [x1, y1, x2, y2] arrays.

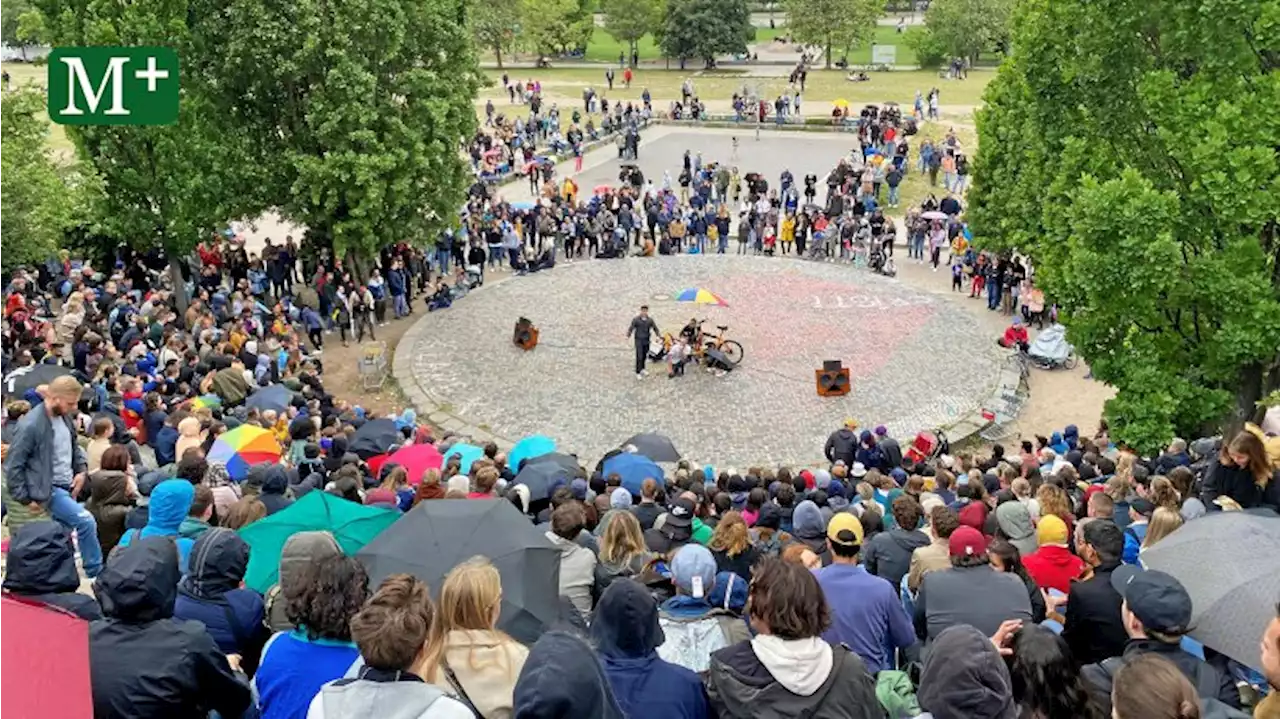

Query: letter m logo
[[48, 47, 179, 126]]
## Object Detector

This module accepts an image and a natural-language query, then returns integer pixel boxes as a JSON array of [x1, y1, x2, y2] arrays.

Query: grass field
[[1, 62, 76, 157]]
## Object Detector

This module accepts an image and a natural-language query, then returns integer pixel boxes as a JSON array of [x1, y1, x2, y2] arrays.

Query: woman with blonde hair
[[1036, 483, 1075, 536], [1140, 507, 1183, 552], [709, 511, 760, 582], [594, 511, 655, 599], [1148, 476, 1181, 513], [421, 556, 527, 718]]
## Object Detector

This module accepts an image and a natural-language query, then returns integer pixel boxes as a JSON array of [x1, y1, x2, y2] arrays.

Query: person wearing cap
[[1081, 566, 1240, 713], [856, 431, 887, 473], [656, 544, 750, 674], [823, 419, 859, 468], [645, 496, 696, 555], [592, 580, 711, 719], [875, 425, 904, 470], [914, 526, 1033, 644], [814, 513, 916, 674], [1020, 514, 1085, 594], [1122, 497, 1154, 565], [1058, 519, 1127, 666], [706, 557, 882, 718]]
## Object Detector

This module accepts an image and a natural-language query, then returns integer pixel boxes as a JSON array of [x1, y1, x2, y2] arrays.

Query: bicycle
[[694, 321, 744, 366]]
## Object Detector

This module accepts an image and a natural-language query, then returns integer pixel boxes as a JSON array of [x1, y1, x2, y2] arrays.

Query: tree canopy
[[968, 0, 1280, 451], [471, 0, 522, 68], [912, 0, 1012, 66], [0, 88, 100, 272], [781, 0, 881, 70], [659, 0, 752, 68], [520, 0, 595, 58], [602, 0, 660, 66]]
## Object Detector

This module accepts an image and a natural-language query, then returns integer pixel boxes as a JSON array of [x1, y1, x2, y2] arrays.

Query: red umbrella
[[594, 184, 612, 195], [2, 596, 92, 718], [365, 453, 390, 478], [384, 444, 445, 485]]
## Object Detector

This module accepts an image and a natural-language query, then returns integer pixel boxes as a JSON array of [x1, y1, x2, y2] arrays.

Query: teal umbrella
[[444, 443, 485, 474], [508, 435, 556, 471], [239, 491, 400, 593]]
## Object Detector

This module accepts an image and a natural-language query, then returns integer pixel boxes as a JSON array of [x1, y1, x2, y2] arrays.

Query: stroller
[[1024, 323, 1078, 370], [869, 246, 896, 277]]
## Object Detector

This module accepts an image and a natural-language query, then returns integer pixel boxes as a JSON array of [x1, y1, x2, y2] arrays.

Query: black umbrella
[[524, 452, 580, 474], [3, 364, 75, 397], [246, 384, 294, 414], [619, 432, 682, 462], [515, 461, 574, 502], [357, 499, 560, 645], [349, 418, 401, 460]]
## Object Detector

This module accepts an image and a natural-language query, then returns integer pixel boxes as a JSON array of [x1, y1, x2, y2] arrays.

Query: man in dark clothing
[[1059, 519, 1127, 666], [626, 305, 661, 379], [823, 419, 859, 467], [90, 536, 251, 719], [1, 521, 103, 620], [631, 478, 664, 530], [1082, 565, 1241, 713], [514, 630, 626, 718], [862, 495, 930, 590], [875, 425, 903, 470]]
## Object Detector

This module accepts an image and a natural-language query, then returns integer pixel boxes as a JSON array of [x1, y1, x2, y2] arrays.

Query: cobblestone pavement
[[401, 255, 1001, 468]]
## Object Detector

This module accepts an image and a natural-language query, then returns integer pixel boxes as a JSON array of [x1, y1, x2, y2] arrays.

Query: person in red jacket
[[1021, 514, 1085, 593], [999, 316, 1030, 351]]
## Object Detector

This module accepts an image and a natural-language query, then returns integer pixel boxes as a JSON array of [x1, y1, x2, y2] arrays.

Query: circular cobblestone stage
[[402, 255, 1002, 467]]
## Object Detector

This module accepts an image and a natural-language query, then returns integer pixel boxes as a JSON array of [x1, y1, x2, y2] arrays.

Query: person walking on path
[[626, 305, 661, 380]]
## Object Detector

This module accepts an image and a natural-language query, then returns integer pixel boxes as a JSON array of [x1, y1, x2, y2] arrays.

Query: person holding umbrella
[[626, 305, 661, 380]]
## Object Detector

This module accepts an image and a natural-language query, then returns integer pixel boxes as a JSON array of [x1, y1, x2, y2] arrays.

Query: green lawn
[[1, 62, 76, 158]]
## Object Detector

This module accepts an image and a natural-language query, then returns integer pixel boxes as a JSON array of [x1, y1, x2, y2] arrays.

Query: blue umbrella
[[245, 384, 294, 413], [509, 435, 556, 471], [602, 453, 664, 496], [444, 443, 485, 474]]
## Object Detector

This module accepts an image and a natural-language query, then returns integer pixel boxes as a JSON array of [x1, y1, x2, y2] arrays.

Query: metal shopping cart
[[358, 341, 388, 391]]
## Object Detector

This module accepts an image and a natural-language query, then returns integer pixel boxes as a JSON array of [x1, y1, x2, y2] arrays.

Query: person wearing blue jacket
[[1121, 498, 1153, 565], [387, 262, 408, 318], [174, 528, 270, 674], [116, 479, 196, 574], [592, 579, 711, 719]]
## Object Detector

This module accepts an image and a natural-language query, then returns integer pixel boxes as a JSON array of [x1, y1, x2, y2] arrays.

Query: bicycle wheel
[[1064, 351, 1079, 370], [720, 340, 744, 366]]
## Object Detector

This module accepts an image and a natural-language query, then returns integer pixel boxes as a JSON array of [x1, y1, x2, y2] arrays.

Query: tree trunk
[[167, 256, 190, 314], [825, 39, 832, 69], [1226, 361, 1280, 436], [494, 44, 504, 69]]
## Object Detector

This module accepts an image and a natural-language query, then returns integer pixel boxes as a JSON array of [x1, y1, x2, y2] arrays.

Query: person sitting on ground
[[178, 484, 216, 540], [657, 544, 751, 674], [1058, 519, 1128, 667], [307, 573, 474, 719], [862, 494, 930, 590], [1021, 514, 1086, 593], [706, 557, 882, 718], [87, 445, 137, 557], [593, 579, 711, 719], [909, 505, 961, 592], [114, 478, 197, 574], [916, 624, 1017, 719], [2, 520, 103, 620], [1081, 566, 1240, 713], [1000, 316, 1030, 352], [546, 502, 597, 619], [173, 528, 270, 676], [914, 526, 1034, 644], [512, 630, 626, 718], [1111, 654, 1214, 719], [790, 499, 833, 566], [89, 537, 251, 719], [264, 530, 343, 632]]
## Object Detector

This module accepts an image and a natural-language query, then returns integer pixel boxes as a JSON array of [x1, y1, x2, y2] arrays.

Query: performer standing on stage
[[626, 305, 661, 379]]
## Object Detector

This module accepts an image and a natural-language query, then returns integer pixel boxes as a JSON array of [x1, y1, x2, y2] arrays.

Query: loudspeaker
[[815, 361, 851, 397], [514, 317, 539, 351]]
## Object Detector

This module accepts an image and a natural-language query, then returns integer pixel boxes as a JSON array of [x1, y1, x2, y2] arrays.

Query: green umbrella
[[239, 491, 400, 593]]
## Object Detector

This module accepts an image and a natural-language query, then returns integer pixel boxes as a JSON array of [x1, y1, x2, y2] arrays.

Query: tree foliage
[[472, 0, 522, 68], [969, 0, 1280, 451], [659, 0, 752, 67], [0, 88, 100, 272], [212, 0, 482, 263], [781, 0, 880, 69], [914, 0, 1012, 64], [603, 0, 660, 65], [520, 0, 595, 57]]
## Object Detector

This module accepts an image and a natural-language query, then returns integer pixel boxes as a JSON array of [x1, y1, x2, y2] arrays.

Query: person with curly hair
[[1009, 624, 1105, 719], [253, 555, 370, 719]]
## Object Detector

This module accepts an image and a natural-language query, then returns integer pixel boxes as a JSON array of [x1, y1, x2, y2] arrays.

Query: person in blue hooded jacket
[[115, 479, 196, 574], [592, 579, 710, 719], [174, 528, 270, 675]]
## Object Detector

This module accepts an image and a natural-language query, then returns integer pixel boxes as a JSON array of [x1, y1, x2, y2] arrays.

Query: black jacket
[[1060, 562, 1127, 667], [862, 528, 930, 590], [1, 521, 102, 620], [1201, 458, 1280, 511], [90, 536, 251, 719], [1082, 638, 1240, 714], [823, 429, 858, 466]]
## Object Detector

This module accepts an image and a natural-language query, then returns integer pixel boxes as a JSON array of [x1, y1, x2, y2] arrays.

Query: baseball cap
[[671, 544, 717, 598], [827, 513, 864, 548], [948, 526, 988, 558], [1111, 565, 1193, 636], [1130, 497, 1155, 517], [665, 497, 695, 528], [569, 478, 589, 501]]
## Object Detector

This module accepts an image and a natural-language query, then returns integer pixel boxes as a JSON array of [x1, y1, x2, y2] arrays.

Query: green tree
[[212, 0, 482, 269], [0, 88, 100, 271], [472, 0, 522, 68], [659, 0, 752, 68], [781, 0, 880, 69], [602, 0, 659, 66], [915, 0, 1012, 65], [27, 0, 263, 310], [969, 0, 1280, 451], [521, 0, 594, 57]]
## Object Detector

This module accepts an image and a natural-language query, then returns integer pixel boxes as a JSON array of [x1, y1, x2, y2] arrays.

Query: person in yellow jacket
[[780, 212, 796, 255], [668, 216, 688, 252], [561, 177, 578, 206]]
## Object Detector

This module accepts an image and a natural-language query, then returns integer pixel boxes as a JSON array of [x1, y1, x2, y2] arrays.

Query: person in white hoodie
[[545, 502, 597, 618], [307, 574, 473, 719], [705, 557, 882, 718]]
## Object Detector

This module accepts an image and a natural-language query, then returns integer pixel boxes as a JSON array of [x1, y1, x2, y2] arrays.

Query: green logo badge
[[47, 47, 179, 126]]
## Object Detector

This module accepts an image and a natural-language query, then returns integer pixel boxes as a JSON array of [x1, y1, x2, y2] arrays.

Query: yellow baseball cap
[[827, 513, 864, 547]]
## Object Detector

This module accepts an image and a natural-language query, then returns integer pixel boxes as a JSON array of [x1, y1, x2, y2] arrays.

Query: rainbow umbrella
[[675, 288, 729, 307], [208, 424, 282, 480], [191, 394, 222, 411]]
